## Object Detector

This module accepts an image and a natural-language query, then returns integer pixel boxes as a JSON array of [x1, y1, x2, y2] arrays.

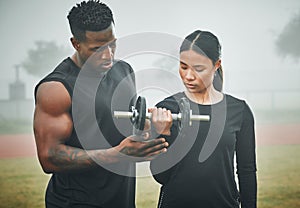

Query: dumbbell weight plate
[[178, 97, 191, 132], [133, 96, 146, 131]]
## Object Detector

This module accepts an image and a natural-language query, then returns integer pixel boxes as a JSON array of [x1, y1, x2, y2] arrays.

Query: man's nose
[[99, 45, 113, 60]]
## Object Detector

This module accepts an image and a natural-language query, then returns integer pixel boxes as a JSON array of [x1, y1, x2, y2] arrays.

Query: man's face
[[76, 24, 116, 71]]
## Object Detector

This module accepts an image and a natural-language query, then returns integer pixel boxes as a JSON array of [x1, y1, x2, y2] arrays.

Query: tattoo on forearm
[[48, 145, 120, 171], [48, 145, 94, 170]]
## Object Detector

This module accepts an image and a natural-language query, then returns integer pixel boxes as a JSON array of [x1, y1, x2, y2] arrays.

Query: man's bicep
[[34, 82, 73, 140], [34, 105, 73, 145], [33, 82, 73, 169]]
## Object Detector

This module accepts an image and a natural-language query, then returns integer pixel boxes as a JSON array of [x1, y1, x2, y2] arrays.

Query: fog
[[0, 0, 299, 111], [0, 1, 299, 205]]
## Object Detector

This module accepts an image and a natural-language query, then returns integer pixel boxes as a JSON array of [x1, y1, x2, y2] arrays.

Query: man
[[33, 1, 168, 207]]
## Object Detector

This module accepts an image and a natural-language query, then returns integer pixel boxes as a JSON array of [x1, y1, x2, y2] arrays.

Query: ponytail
[[213, 65, 223, 92]]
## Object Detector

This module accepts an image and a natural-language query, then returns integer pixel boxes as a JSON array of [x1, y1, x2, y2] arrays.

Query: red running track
[[0, 123, 299, 158]]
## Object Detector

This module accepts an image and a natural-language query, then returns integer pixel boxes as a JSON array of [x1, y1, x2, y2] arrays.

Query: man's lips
[[100, 61, 113, 69]]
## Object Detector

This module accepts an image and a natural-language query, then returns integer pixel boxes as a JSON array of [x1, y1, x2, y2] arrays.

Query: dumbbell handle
[[114, 111, 210, 121]]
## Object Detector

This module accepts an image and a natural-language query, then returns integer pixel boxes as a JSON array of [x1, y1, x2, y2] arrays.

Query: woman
[[150, 30, 257, 208]]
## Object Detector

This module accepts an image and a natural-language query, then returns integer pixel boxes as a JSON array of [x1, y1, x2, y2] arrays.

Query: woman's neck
[[185, 88, 223, 105]]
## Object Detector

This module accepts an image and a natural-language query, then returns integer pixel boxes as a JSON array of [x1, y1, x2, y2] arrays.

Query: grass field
[[256, 145, 300, 208], [0, 145, 299, 208]]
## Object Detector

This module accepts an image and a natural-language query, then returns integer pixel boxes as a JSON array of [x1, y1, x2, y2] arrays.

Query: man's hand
[[113, 136, 169, 161]]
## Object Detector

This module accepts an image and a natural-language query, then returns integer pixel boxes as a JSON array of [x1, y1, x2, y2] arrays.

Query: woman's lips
[[185, 83, 196, 88]]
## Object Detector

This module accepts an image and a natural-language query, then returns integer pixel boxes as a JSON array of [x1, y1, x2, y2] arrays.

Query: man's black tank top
[[35, 57, 137, 208]]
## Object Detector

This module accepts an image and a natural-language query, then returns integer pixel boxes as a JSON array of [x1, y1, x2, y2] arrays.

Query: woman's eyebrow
[[180, 61, 187, 65], [192, 64, 206, 68], [180, 61, 206, 68]]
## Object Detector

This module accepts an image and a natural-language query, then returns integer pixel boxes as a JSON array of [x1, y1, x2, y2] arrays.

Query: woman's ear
[[70, 37, 80, 51], [214, 59, 221, 71]]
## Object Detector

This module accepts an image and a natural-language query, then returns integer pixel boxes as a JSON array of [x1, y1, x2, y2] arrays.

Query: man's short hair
[[67, 0, 114, 41]]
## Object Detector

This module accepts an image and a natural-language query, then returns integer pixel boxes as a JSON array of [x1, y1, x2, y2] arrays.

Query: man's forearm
[[44, 136, 167, 173], [47, 144, 120, 172]]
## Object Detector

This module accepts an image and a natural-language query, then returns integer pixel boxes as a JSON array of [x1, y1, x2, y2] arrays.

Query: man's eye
[[109, 42, 116, 48], [95, 47, 106, 52]]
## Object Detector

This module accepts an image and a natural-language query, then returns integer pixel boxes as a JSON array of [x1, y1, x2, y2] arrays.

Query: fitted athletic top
[[35, 58, 137, 208], [150, 92, 257, 208]]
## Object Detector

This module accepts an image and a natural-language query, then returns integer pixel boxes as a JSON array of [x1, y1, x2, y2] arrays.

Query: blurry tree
[[276, 11, 300, 60], [152, 51, 179, 79], [21, 41, 71, 77], [153, 55, 178, 71]]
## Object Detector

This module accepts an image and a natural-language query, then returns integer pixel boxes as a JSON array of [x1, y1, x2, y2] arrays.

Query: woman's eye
[[180, 65, 188, 70], [195, 68, 205, 72]]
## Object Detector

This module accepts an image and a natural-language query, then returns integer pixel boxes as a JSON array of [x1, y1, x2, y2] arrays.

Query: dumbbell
[[113, 96, 210, 132]]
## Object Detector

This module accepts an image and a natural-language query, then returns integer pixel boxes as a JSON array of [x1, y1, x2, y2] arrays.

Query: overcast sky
[[0, 0, 299, 103]]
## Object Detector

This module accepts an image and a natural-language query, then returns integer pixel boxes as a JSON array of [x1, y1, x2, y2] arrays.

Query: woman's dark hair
[[180, 30, 223, 92], [67, 0, 114, 41]]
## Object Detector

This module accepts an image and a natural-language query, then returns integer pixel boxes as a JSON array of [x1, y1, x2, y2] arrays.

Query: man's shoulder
[[112, 60, 133, 72], [34, 58, 77, 99], [38, 58, 75, 81], [50, 57, 79, 77], [35, 81, 71, 113], [106, 60, 134, 82]]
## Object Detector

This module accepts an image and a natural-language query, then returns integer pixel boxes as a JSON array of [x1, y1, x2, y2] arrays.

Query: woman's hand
[[149, 107, 173, 136]]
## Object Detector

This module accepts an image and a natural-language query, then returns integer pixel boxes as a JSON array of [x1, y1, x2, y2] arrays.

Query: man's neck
[[71, 52, 83, 69]]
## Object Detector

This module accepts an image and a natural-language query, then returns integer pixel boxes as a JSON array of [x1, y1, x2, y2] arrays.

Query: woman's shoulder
[[224, 93, 254, 119], [224, 93, 248, 107], [155, 92, 185, 113], [225, 93, 244, 102]]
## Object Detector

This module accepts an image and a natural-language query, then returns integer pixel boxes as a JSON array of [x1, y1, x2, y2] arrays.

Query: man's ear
[[70, 37, 80, 51]]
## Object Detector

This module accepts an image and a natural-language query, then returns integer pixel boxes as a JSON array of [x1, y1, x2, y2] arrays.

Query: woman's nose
[[185, 69, 195, 80]]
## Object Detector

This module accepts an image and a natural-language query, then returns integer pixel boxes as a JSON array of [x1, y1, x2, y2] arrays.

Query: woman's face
[[179, 50, 220, 93]]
